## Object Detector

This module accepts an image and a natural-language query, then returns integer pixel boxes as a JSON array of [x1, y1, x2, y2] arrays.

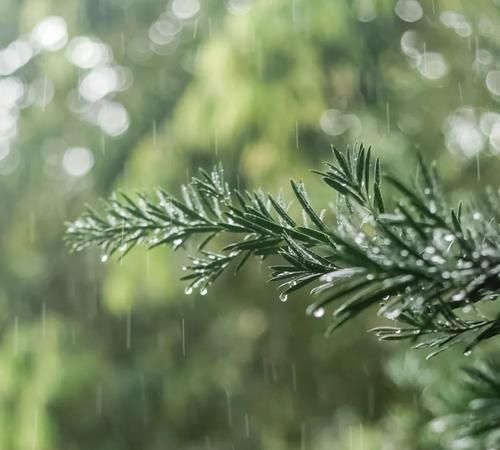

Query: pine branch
[[65, 144, 500, 357], [430, 358, 500, 448], [66, 163, 336, 296]]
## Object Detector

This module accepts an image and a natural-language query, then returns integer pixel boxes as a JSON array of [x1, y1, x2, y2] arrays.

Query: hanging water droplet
[[184, 286, 193, 295], [200, 287, 208, 296], [279, 293, 288, 302], [384, 308, 401, 320], [101, 254, 109, 262], [313, 307, 325, 318], [463, 349, 472, 356], [462, 305, 473, 314], [173, 238, 183, 246]]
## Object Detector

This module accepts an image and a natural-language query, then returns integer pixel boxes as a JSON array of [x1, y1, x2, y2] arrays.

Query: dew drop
[[463, 349, 472, 356], [279, 293, 288, 302], [184, 286, 193, 295], [101, 254, 109, 263], [452, 291, 466, 302], [384, 308, 401, 320], [313, 307, 325, 318], [200, 287, 208, 296]]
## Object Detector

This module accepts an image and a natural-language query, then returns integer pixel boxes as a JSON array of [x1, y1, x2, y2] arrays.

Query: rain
[[2, 1, 500, 450]]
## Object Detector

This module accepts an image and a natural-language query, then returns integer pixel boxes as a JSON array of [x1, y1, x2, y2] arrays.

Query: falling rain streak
[[13, 316, 18, 356], [126, 307, 132, 350], [96, 383, 103, 416], [225, 390, 233, 427], [152, 120, 157, 151], [295, 119, 299, 148], [181, 318, 186, 356]]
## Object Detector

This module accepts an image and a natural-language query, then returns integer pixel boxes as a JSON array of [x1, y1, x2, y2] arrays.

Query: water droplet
[[463, 349, 472, 356], [431, 255, 446, 265], [184, 286, 193, 295], [384, 308, 401, 320], [279, 293, 288, 302], [313, 307, 325, 318], [101, 254, 109, 262], [200, 287, 208, 296], [430, 418, 448, 433], [173, 238, 183, 246]]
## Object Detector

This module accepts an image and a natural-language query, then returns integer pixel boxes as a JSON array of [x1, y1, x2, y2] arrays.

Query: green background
[[1, 0, 499, 448]]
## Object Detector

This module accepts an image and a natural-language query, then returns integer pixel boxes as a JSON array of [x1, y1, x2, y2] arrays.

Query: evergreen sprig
[[430, 358, 500, 449], [65, 144, 500, 357]]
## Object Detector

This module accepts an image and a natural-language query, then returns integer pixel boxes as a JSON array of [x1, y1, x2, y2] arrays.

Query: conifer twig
[[66, 145, 500, 357]]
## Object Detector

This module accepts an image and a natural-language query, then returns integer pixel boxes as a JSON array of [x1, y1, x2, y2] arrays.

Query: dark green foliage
[[66, 145, 500, 358], [429, 358, 500, 449]]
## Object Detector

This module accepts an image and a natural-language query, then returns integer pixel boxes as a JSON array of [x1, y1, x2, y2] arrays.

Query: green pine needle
[[65, 144, 500, 358]]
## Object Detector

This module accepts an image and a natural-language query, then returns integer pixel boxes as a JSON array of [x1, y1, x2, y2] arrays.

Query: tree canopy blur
[[1, 0, 500, 449]]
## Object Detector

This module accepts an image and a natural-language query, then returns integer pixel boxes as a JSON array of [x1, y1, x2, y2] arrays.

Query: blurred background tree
[[1, 0, 500, 449]]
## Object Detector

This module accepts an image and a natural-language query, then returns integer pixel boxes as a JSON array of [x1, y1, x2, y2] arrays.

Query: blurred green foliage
[[1, 0, 500, 448]]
